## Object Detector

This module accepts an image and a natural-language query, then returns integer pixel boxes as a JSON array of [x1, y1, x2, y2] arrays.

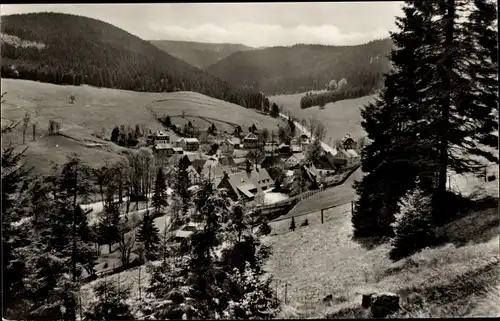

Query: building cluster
[[146, 123, 361, 207]]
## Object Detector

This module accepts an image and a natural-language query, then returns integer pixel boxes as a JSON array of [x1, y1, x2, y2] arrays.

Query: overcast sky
[[1, 2, 404, 47]]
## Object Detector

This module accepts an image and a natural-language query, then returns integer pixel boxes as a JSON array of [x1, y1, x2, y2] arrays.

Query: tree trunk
[[437, 0, 455, 218]]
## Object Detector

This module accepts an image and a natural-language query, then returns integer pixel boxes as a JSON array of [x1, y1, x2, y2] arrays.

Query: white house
[[285, 153, 305, 169]]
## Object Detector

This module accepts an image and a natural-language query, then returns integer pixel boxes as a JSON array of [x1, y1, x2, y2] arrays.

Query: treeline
[[110, 124, 149, 147], [300, 71, 382, 108], [0, 12, 269, 111], [206, 38, 393, 95]]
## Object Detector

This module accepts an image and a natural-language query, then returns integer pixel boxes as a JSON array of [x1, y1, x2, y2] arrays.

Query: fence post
[[284, 283, 288, 305], [321, 208, 324, 224]]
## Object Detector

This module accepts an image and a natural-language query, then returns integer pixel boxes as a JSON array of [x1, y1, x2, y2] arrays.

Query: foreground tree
[[2, 117, 33, 317], [353, 0, 498, 237], [141, 178, 280, 319]]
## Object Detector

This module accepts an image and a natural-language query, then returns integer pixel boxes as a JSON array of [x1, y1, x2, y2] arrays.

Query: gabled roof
[[302, 163, 319, 182], [287, 153, 305, 163], [154, 130, 168, 137], [191, 159, 208, 170], [183, 138, 199, 143], [237, 183, 259, 199], [173, 147, 184, 152], [218, 168, 273, 200], [278, 143, 290, 149], [341, 133, 355, 143], [154, 143, 173, 150], [243, 132, 258, 140]]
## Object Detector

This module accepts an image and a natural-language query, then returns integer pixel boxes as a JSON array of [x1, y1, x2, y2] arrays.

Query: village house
[[153, 143, 174, 158], [341, 133, 357, 150], [242, 132, 259, 149], [217, 167, 274, 204], [229, 137, 241, 149], [302, 162, 321, 186], [218, 139, 235, 156], [153, 130, 170, 145], [285, 153, 306, 169], [326, 148, 360, 167], [177, 137, 200, 151], [278, 143, 291, 154], [166, 163, 200, 184]]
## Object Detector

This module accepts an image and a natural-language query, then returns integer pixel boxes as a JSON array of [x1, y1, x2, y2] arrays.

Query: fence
[[253, 164, 360, 213]]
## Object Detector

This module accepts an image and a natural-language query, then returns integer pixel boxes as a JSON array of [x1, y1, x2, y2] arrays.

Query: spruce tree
[[137, 213, 161, 261], [1, 138, 32, 318], [98, 194, 121, 254], [354, 1, 458, 237], [174, 159, 192, 217], [152, 167, 168, 214]]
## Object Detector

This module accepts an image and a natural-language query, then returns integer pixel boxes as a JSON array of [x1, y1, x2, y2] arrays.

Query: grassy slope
[[270, 93, 376, 142], [1, 79, 282, 173], [265, 204, 499, 318], [264, 167, 499, 318]]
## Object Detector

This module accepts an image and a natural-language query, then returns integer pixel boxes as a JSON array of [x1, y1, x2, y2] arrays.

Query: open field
[[270, 93, 377, 142], [1, 79, 282, 173], [264, 201, 499, 319]]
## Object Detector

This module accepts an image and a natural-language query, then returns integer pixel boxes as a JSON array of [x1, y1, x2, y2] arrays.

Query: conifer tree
[[174, 158, 192, 217], [353, 0, 498, 237], [152, 167, 168, 214], [137, 213, 161, 261], [98, 194, 121, 254]]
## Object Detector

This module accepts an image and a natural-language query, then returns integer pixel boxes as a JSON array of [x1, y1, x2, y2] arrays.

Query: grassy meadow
[[269, 92, 377, 143], [1, 79, 282, 173]]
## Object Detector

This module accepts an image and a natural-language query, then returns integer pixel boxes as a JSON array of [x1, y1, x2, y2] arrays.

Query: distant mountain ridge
[[205, 38, 394, 95], [149, 39, 254, 69], [0, 12, 268, 111]]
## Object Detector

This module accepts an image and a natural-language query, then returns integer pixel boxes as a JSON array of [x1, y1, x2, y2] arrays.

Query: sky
[[1, 2, 404, 47]]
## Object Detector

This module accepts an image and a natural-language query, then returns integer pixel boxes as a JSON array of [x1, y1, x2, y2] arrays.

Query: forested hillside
[[0, 12, 268, 110], [206, 38, 394, 95], [150, 40, 254, 69]]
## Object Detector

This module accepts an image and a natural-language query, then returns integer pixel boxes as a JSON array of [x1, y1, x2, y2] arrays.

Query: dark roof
[[218, 168, 273, 199], [191, 159, 208, 170], [258, 155, 283, 167]]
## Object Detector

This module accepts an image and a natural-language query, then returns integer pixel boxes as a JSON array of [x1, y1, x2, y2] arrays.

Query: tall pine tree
[[353, 0, 498, 237]]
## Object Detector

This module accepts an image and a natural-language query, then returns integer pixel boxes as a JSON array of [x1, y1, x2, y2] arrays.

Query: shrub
[[301, 218, 309, 227], [289, 217, 296, 231], [389, 188, 437, 261]]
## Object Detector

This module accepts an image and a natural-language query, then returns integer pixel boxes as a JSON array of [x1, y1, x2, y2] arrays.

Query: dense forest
[[150, 40, 254, 69], [206, 38, 393, 95], [0, 12, 268, 111]]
